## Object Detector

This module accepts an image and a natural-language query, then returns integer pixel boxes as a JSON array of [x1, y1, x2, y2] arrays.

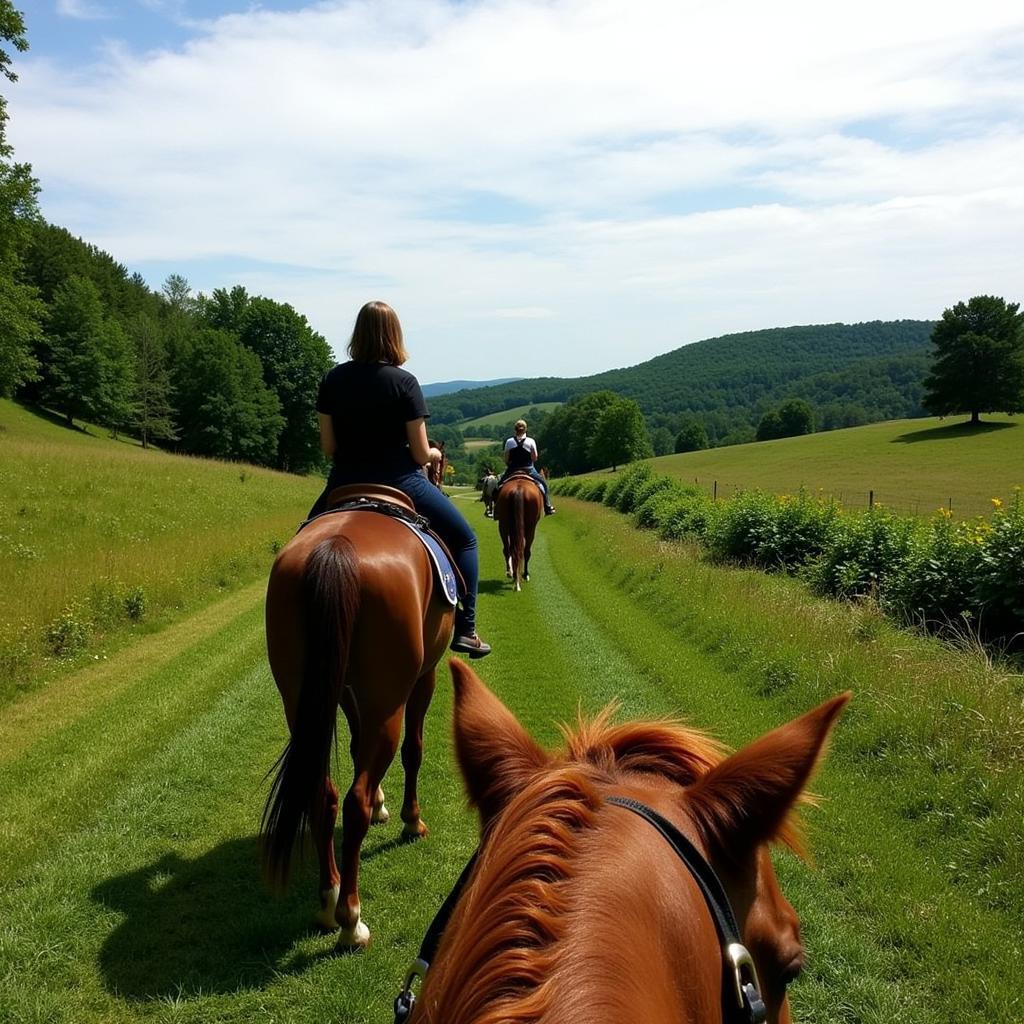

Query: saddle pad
[[394, 518, 459, 607]]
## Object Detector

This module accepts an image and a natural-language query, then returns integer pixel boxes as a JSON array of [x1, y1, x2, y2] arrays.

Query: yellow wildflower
[[991, 497, 1003, 509]]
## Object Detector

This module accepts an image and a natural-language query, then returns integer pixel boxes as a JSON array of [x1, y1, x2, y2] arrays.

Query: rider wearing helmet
[[501, 419, 555, 515]]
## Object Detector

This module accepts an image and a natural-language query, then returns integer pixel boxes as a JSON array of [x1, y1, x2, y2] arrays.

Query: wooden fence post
[[713, 480, 718, 501], [869, 489, 874, 508]]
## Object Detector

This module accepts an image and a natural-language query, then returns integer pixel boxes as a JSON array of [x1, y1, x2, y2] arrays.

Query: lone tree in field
[[756, 398, 815, 441], [923, 296, 1024, 426], [591, 396, 653, 471]]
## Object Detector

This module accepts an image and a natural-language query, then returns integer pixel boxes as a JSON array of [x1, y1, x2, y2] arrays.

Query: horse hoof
[[336, 919, 371, 951], [524, 574, 530, 581], [401, 819, 429, 841], [371, 803, 390, 825], [315, 884, 341, 931]]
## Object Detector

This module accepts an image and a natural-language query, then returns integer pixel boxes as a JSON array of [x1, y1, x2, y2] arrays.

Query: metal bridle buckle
[[394, 959, 429, 1024], [725, 943, 767, 1024]]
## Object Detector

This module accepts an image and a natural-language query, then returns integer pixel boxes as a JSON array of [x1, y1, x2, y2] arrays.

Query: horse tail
[[261, 535, 360, 888], [513, 486, 526, 583]]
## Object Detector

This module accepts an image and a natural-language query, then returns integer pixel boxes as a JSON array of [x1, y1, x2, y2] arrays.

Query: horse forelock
[[560, 704, 726, 786]]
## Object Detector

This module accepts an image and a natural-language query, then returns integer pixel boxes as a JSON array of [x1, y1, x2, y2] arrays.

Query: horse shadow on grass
[[91, 835, 335, 1001], [892, 419, 1016, 443]]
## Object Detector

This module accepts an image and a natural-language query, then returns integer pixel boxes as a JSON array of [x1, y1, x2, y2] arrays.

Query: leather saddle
[[299, 483, 462, 607]]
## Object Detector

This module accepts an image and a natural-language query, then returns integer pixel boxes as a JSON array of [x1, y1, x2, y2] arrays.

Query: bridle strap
[[393, 851, 479, 1024], [606, 796, 742, 944], [606, 796, 767, 1024]]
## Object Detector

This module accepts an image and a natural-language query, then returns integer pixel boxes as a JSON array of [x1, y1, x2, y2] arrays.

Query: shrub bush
[[810, 505, 920, 601], [604, 462, 653, 514], [551, 469, 1024, 650], [44, 608, 89, 658]]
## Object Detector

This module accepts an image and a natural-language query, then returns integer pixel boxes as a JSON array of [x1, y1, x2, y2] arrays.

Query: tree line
[[0, 9, 333, 473]]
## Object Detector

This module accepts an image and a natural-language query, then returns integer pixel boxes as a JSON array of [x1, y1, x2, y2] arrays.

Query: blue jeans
[[309, 466, 480, 634], [501, 465, 550, 505]]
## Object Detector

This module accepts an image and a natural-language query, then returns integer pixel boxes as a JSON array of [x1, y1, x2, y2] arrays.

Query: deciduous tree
[[674, 418, 708, 452], [591, 397, 652, 472], [923, 296, 1024, 425]]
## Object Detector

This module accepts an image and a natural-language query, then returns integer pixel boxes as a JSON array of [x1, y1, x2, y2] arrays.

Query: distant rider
[[500, 419, 555, 515]]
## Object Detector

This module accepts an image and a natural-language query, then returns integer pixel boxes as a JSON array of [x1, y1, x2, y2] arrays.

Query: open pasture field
[[462, 437, 500, 452], [458, 400, 562, 430], [0, 400, 320, 700], [648, 415, 1024, 518], [1, 491, 1020, 1023]]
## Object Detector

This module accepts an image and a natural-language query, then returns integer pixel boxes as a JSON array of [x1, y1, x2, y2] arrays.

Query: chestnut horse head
[[494, 474, 543, 591], [262, 487, 455, 950], [410, 661, 848, 1024]]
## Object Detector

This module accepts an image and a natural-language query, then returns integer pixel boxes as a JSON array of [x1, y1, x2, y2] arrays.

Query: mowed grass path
[[645, 415, 1024, 517], [1, 496, 1019, 1022]]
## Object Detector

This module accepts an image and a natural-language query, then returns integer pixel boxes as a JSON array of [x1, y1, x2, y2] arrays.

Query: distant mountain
[[428, 321, 935, 441], [421, 377, 521, 398]]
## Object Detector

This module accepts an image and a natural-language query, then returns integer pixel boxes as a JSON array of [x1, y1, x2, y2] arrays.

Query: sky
[[7, 1, 1024, 381]]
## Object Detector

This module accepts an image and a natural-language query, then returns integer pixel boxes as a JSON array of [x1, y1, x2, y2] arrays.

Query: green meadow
[[0, 458, 1020, 1022], [646, 415, 1024, 517], [458, 400, 562, 430], [0, 400, 321, 700]]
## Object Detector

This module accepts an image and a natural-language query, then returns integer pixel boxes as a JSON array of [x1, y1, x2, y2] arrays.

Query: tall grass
[[0, 400, 320, 700]]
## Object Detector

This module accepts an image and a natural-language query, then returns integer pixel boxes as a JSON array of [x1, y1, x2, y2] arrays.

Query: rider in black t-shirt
[[309, 301, 490, 658]]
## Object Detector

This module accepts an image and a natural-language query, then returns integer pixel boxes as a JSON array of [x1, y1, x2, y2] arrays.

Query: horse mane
[[421, 707, 806, 1024]]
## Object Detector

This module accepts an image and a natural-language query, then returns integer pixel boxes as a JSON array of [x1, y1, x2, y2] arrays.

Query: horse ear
[[449, 659, 550, 827], [687, 694, 850, 854]]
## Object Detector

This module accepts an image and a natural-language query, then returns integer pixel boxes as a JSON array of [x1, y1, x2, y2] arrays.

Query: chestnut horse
[[262, 485, 454, 949], [405, 661, 848, 1024], [494, 474, 543, 591]]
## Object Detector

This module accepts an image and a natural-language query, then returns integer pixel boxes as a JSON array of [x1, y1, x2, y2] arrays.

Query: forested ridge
[[432, 321, 934, 442]]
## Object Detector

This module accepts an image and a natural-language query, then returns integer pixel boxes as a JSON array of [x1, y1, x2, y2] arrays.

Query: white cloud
[[55, 0, 110, 20], [11, 0, 1024, 376]]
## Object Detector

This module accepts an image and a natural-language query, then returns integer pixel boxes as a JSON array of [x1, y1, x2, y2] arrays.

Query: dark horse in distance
[[262, 483, 454, 949]]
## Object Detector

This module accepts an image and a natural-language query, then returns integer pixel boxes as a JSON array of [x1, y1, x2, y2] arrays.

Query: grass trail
[[0, 501, 1017, 1022]]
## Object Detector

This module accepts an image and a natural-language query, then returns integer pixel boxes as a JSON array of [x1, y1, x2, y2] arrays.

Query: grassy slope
[[0, 399, 321, 700], [458, 400, 562, 429], [0, 492, 1019, 1022], [645, 415, 1024, 517]]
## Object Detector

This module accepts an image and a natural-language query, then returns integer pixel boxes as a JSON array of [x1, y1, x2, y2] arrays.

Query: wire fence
[[687, 478, 1000, 519]]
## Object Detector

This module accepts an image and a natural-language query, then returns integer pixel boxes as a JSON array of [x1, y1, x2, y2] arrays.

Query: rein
[[393, 796, 767, 1024]]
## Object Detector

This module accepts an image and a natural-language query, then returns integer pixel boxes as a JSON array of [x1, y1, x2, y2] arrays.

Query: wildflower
[[992, 497, 1003, 509]]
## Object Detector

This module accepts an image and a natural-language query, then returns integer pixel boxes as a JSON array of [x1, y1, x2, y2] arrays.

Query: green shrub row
[[552, 465, 1024, 645]]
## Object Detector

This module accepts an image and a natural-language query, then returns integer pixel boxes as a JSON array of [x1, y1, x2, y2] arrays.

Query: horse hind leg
[[400, 668, 438, 841], [311, 777, 341, 931], [336, 712, 402, 951]]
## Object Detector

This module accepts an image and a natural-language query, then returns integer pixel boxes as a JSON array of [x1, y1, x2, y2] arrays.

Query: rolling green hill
[[0, 399, 319, 699], [430, 320, 934, 441], [641, 414, 1024, 518]]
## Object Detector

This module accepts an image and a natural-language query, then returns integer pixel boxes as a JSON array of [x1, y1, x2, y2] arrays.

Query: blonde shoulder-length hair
[[347, 301, 409, 365]]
